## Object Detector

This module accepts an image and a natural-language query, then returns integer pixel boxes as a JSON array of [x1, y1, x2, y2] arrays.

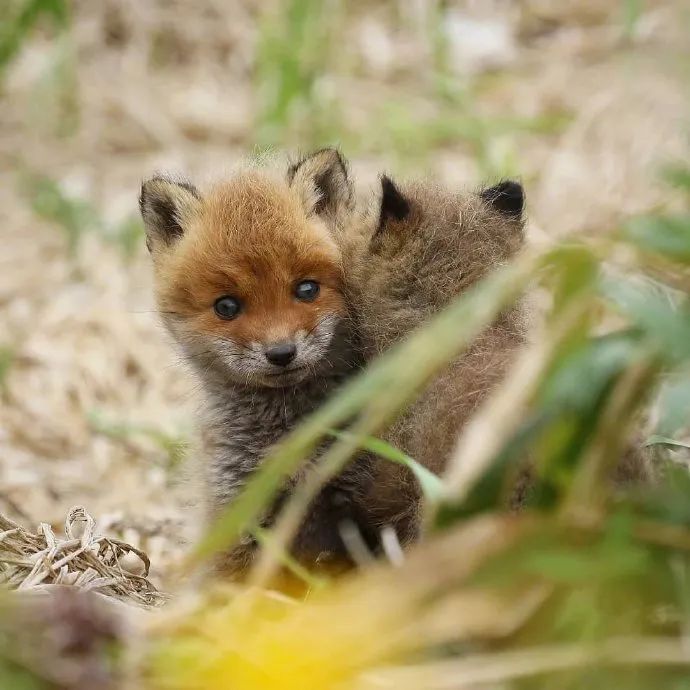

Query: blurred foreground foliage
[[144, 167, 690, 690]]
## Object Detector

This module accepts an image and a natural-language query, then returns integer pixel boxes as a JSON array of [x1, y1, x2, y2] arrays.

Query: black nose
[[264, 342, 297, 367]]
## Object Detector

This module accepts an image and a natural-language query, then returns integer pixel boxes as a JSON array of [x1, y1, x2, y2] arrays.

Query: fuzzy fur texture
[[341, 175, 528, 542], [140, 152, 374, 576]]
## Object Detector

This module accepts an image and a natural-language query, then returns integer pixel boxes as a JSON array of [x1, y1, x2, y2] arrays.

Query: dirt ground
[[1, 0, 688, 584]]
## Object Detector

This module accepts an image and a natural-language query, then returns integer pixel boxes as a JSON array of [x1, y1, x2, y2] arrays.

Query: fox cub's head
[[348, 175, 526, 353], [140, 150, 354, 388]]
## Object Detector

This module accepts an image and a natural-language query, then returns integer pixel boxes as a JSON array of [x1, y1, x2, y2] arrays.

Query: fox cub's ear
[[139, 176, 201, 252], [480, 180, 524, 220], [376, 175, 410, 236], [288, 148, 353, 220]]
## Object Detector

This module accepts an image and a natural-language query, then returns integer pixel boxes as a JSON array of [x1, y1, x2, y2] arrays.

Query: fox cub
[[139, 152, 375, 575], [335, 163, 527, 543]]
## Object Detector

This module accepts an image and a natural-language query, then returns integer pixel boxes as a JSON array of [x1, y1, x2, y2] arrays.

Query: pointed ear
[[287, 148, 353, 219], [139, 176, 201, 252], [376, 175, 410, 235], [480, 180, 525, 219]]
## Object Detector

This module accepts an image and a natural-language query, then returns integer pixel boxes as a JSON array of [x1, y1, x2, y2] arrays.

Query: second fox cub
[[334, 162, 527, 542]]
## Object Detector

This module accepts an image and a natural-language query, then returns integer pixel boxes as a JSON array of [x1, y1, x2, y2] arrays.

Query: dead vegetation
[[0, 506, 165, 607]]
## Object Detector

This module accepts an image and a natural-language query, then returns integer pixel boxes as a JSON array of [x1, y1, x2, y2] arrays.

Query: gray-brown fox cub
[[335, 162, 527, 543], [325, 153, 650, 545]]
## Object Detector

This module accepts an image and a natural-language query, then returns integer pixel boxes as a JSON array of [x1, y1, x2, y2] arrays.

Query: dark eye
[[295, 280, 320, 302], [213, 296, 241, 320]]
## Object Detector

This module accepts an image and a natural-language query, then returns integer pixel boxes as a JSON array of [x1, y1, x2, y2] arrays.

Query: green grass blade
[[623, 214, 690, 263], [0, 0, 69, 73], [602, 275, 690, 364], [330, 431, 443, 501], [251, 527, 327, 590], [644, 435, 690, 451]]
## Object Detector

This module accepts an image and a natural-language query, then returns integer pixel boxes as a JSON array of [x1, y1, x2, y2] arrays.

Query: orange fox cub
[[139, 153, 373, 576]]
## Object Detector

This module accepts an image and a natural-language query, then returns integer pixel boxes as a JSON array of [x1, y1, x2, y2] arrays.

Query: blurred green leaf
[[513, 333, 648, 512], [22, 174, 144, 257], [544, 245, 599, 312], [0, 662, 45, 690], [255, 0, 342, 147], [519, 537, 649, 585], [539, 334, 640, 411], [663, 164, 690, 192], [110, 215, 144, 259], [23, 174, 98, 254], [0, 0, 69, 73], [623, 214, 690, 263], [330, 431, 443, 501], [602, 276, 690, 363], [473, 514, 656, 609], [88, 410, 188, 470], [534, 245, 599, 389], [628, 465, 690, 527], [31, 31, 79, 136], [366, 99, 572, 174], [621, 0, 643, 39], [655, 375, 690, 437], [644, 436, 690, 451]]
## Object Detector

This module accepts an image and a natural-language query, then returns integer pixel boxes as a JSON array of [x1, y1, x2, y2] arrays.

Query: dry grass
[[0, 506, 165, 607]]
